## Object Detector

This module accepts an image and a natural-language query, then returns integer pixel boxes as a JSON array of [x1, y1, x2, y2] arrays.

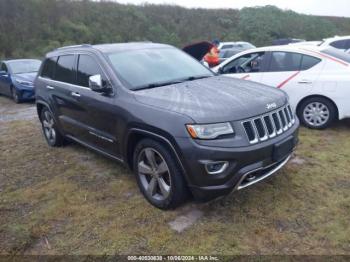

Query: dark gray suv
[[34, 43, 299, 209]]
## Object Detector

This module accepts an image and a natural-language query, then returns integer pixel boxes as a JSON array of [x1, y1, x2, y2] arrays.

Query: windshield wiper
[[132, 75, 212, 91], [182, 75, 211, 81], [132, 80, 184, 91]]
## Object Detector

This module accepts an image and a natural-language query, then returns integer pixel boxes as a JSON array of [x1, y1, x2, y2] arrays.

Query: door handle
[[71, 92, 81, 97], [298, 80, 312, 84], [46, 85, 55, 90]]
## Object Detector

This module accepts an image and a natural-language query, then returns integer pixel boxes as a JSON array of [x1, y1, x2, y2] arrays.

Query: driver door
[[218, 51, 269, 83]]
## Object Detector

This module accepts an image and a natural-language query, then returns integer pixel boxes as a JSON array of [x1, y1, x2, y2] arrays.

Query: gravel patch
[[168, 209, 203, 233]]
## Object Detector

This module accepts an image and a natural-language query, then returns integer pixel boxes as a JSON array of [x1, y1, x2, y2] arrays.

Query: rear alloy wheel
[[11, 87, 20, 103], [133, 139, 189, 209], [298, 97, 336, 129], [40, 108, 64, 147]]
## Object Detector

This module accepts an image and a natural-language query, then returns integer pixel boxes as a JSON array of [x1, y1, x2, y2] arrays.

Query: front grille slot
[[287, 105, 295, 123], [242, 104, 295, 144], [263, 115, 274, 136], [279, 110, 287, 129], [272, 112, 281, 132], [242, 121, 256, 142]]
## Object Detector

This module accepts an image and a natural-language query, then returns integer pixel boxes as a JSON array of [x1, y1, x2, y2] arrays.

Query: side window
[[269, 52, 302, 72], [300, 55, 321, 71], [54, 55, 75, 84], [345, 40, 350, 50], [41, 57, 57, 79], [330, 40, 347, 49], [1, 62, 8, 72], [77, 55, 106, 88], [222, 52, 267, 74], [221, 45, 234, 50]]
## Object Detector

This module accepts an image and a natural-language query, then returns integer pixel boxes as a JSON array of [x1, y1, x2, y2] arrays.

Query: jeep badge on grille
[[266, 103, 277, 110]]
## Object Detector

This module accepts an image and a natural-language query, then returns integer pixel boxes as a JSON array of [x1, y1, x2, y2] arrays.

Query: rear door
[[260, 52, 323, 107], [218, 51, 269, 83], [0, 62, 11, 95], [40, 54, 87, 139]]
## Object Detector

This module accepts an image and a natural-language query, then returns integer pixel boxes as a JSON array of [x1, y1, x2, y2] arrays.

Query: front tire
[[133, 139, 189, 209], [297, 97, 336, 129], [40, 107, 65, 147], [11, 87, 21, 103]]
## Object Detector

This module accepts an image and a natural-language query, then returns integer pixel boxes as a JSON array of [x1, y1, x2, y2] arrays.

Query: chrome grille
[[242, 104, 295, 144]]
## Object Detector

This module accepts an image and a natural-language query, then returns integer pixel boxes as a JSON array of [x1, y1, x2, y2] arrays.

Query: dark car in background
[[218, 41, 256, 50], [0, 59, 41, 103], [272, 38, 305, 46], [218, 44, 255, 64], [35, 43, 299, 209]]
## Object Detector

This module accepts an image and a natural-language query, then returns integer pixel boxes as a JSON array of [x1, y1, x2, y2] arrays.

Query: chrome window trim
[[38, 52, 112, 92]]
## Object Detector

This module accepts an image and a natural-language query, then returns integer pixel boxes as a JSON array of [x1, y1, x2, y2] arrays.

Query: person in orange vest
[[204, 40, 220, 67]]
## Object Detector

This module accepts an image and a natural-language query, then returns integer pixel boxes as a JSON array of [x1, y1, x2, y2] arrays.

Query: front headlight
[[186, 122, 234, 139], [15, 79, 33, 87]]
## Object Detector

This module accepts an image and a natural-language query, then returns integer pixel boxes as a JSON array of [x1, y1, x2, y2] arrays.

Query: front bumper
[[16, 87, 35, 100], [176, 119, 299, 200]]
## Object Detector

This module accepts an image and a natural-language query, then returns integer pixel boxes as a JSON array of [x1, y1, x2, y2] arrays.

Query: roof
[[2, 59, 41, 63], [240, 44, 327, 55], [48, 42, 173, 56], [322, 35, 350, 42]]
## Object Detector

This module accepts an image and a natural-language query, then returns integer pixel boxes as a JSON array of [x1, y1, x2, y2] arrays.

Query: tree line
[[0, 0, 349, 59]]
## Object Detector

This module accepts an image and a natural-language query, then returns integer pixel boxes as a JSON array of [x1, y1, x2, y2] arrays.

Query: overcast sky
[[112, 0, 350, 17]]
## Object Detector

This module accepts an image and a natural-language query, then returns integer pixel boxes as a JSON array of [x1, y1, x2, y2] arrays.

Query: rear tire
[[297, 97, 336, 129], [133, 139, 189, 209], [40, 107, 65, 147]]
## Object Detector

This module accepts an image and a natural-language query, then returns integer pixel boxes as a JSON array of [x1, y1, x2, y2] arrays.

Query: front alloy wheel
[[138, 148, 171, 201], [134, 139, 188, 209]]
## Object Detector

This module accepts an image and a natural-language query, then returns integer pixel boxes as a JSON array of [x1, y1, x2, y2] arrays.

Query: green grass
[[0, 98, 350, 255]]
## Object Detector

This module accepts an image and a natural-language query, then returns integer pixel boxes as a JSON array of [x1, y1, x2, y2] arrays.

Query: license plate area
[[273, 136, 294, 162]]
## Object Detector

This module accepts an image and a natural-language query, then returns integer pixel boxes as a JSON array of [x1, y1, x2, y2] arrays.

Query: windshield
[[8, 60, 41, 74], [321, 48, 350, 63], [107, 47, 214, 90]]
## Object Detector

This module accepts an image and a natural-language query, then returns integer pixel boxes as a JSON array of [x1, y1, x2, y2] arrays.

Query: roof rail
[[55, 44, 92, 50]]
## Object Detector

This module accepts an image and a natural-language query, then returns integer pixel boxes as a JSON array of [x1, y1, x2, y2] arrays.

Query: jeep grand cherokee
[[34, 43, 299, 209]]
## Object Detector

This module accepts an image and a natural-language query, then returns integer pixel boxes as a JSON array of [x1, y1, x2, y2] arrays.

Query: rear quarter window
[[330, 40, 347, 49], [41, 57, 57, 79], [300, 55, 321, 70]]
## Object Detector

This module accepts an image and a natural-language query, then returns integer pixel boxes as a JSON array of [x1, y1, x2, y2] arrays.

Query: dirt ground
[[0, 95, 349, 256]]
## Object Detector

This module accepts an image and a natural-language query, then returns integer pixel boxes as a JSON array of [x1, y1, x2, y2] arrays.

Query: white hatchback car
[[213, 45, 350, 129]]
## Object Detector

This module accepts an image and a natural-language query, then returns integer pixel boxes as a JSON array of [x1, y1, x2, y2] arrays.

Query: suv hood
[[133, 76, 287, 123]]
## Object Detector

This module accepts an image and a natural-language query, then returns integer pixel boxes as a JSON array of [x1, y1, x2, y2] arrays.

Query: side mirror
[[218, 67, 224, 74], [89, 74, 111, 94], [0, 70, 8, 76]]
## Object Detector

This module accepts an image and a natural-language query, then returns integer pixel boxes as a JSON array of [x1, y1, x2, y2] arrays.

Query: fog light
[[205, 161, 229, 175]]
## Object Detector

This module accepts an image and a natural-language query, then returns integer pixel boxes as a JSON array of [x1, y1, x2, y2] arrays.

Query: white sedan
[[213, 45, 350, 129]]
